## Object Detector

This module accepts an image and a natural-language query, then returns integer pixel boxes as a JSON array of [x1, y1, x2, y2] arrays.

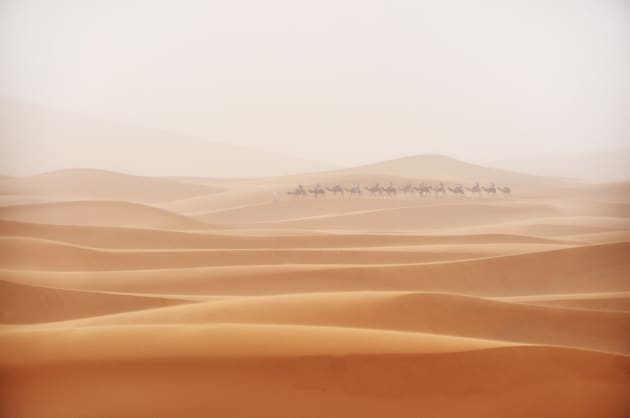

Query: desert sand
[[1, 157, 629, 417]]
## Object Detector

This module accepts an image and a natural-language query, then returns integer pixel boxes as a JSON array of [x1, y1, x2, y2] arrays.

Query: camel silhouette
[[465, 183, 482, 199], [364, 184, 382, 197], [448, 185, 465, 199], [398, 184, 414, 195], [482, 183, 497, 197], [326, 185, 344, 197], [433, 183, 447, 198], [308, 184, 326, 198], [287, 185, 307, 198], [414, 183, 432, 198], [344, 184, 362, 197], [497, 186, 511, 198], [382, 183, 397, 197]]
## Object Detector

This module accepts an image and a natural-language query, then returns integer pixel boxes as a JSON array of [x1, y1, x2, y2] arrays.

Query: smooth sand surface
[[0, 200, 211, 229], [0, 168, 221, 204], [1, 165, 629, 417]]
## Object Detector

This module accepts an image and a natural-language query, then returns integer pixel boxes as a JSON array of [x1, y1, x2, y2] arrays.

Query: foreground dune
[[1, 328, 628, 418], [66, 291, 630, 354]]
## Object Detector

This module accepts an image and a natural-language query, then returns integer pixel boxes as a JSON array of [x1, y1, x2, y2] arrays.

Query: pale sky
[[1, 0, 629, 166]]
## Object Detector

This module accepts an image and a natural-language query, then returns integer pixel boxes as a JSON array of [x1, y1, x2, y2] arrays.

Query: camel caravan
[[286, 182, 511, 199]]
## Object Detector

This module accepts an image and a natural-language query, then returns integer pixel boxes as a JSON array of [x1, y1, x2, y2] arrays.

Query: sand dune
[[1, 159, 629, 417], [502, 292, 630, 313], [489, 150, 630, 182], [0, 200, 210, 229], [564, 181, 630, 201], [200, 199, 561, 231], [1, 97, 335, 177], [0, 219, 565, 250], [0, 168, 221, 205], [6, 242, 623, 297], [0, 324, 509, 367], [69, 291, 630, 354], [1, 333, 627, 418], [0, 236, 515, 271], [0, 280, 190, 324], [339, 154, 575, 186]]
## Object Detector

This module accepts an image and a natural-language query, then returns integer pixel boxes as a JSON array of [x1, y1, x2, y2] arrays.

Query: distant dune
[[0, 98, 336, 177], [0, 168, 222, 204], [489, 149, 630, 182], [339, 154, 575, 185], [0, 200, 210, 229]]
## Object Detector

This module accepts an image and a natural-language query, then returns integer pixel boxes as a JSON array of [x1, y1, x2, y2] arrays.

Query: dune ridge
[[61, 291, 630, 354], [0, 200, 210, 229], [0, 219, 566, 249], [0, 168, 222, 204], [3, 241, 622, 297], [0, 279, 190, 324]]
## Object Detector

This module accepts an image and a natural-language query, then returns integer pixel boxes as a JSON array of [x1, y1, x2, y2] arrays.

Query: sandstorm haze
[[1, 0, 629, 177], [2, 2, 630, 418]]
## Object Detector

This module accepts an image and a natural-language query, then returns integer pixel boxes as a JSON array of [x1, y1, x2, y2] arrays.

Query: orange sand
[[1, 162, 629, 417]]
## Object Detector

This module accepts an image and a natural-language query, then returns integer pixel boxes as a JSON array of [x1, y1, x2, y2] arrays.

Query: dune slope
[[0, 201, 210, 229]]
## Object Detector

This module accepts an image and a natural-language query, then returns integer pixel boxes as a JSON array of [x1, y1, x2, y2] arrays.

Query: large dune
[[68, 291, 630, 354], [1, 327, 628, 418], [339, 154, 576, 185], [0, 98, 335, 177], [5, 242, 623, 297]]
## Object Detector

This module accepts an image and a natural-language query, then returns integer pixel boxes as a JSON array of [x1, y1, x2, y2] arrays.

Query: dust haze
[[1, 0, 629, 175], [1, 2, 630, 418]]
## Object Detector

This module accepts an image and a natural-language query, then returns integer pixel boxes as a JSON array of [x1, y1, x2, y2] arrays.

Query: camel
[[414, 183, 432, 198], [287, 185, 307, 198], [344, 184, 362, 197], [465, 183, 482, 199], [433, 183, 447, 198], [326, 184, 344, 197], [497, 186, 511, 198], [382, 183, 397, 198], [398, 184, 414, 195], [308, 184, 326, 198], [447, 184, 465, 199], [482, 183, 497, 197], [364, 184, 382, 197]]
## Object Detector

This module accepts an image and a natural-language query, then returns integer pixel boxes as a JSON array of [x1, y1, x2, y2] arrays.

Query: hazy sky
[[1, 0, 629, 166]]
